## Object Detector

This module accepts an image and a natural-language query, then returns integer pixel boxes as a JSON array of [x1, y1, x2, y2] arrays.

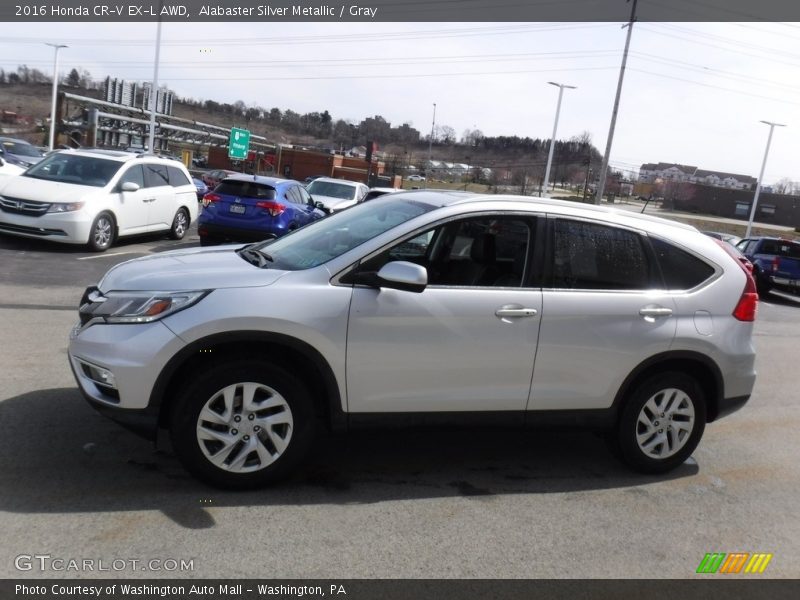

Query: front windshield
[[2, 140, 42, 158], [252, 196, 437, 270], [307, 180, 357, 200], [23, 153, 121, 187]]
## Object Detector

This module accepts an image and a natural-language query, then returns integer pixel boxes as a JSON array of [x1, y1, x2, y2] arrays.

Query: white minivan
[[0, 149, 198, 251]]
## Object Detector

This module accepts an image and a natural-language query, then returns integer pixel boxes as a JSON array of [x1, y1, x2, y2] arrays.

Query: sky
[[1, 20, 799, 184]]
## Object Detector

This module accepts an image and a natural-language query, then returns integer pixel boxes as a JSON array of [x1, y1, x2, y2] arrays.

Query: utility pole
[[595, 0, 637, 204], [426, 102, 436, 188], [46, 43, 67, 151], [148, 2, 163, 153], [746, 120, 785, 238]]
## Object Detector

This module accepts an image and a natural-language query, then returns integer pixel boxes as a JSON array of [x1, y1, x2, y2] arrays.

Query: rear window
[[2, 140, 42, 157], [167, 165, 190, 186], [650, 237, 715, 290], [760, 240, 800, 259], [215, 180, 276, 200]]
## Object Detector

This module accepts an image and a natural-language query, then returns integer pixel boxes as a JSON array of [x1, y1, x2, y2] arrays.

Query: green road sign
[[228, 127, 250, 160]]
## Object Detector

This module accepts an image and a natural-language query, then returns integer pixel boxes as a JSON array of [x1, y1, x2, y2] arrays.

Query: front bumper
[[0, 209, 93, 244], [68, 319, 187, 437]]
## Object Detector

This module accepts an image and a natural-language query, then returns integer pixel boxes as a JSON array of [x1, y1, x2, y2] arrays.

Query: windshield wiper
[[237, 245, 274, 268]]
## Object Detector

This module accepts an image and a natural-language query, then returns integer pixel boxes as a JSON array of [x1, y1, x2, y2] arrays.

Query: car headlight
[[47, 202, 85, 213], [79, 288, 209, 325]]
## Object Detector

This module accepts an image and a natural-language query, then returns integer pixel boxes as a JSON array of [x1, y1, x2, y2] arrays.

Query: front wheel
[[617, 372, 706, 474], [169, 360, 316, 489], [87, 212, 115, 252]]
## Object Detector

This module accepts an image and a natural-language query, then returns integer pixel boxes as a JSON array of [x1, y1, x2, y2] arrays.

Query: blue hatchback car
[[198, 175, 326, 245]]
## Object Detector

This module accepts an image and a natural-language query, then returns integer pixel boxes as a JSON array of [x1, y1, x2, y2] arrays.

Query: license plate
[[229, 204, 246, 214]]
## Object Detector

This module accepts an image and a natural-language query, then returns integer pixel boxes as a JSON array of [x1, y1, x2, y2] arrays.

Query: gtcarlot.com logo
[[696, 552, 773, 574]]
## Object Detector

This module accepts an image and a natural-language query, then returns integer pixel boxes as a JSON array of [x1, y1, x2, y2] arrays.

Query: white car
[[305, 177, 369, 213], [0, 157, 25, 180], [406, 174, 426, 182], [0, 149, 198, 251]]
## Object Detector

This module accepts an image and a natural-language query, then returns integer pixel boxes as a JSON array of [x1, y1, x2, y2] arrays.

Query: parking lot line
[[77, 251, 143, 261]]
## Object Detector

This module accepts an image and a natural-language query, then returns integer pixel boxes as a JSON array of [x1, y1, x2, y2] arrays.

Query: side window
[[143, 163, 170, 188], [650, 237, 715, 290], [551, 219, 651, 290], [285, 186, 302, 204], [359, 216, 532, 288], [118, 165, 144, 188], [167, 166, 190, 187], [296, 186, 312, 205]]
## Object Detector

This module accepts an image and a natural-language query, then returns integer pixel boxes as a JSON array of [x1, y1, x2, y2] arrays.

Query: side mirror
[[120, 181, 140, 192], [375, 261, 428, 293], [314, 201, 330, 214]]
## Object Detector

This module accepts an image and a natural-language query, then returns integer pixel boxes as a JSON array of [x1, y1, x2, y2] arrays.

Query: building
[[639, 162, 756, 190]]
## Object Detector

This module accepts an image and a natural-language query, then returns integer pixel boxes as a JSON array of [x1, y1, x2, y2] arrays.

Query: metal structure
[[746, 120, 786, 238], [59, 92, 274, 156], [541, 81, 576, 197]]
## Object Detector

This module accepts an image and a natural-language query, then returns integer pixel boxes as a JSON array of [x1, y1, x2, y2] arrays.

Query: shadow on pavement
[[0, 388, 699, 529]]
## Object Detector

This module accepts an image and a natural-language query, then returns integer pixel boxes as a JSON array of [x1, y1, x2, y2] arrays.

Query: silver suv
[[68, 191, 757, 488]]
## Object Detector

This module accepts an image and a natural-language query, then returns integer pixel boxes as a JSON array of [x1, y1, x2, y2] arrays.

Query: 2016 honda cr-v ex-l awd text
[[68, 191, 757, 488]]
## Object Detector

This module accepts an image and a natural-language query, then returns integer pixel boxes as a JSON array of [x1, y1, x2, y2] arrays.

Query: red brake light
[[771, 256, 780, 272], [202, 193, 221, 207], [256, 201, 286, 217], [712, 239, 758, 322]]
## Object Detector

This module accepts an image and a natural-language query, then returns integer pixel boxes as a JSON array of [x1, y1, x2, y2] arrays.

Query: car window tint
[[361, 216, 531, 288], [144, 164, 170, 187], [118, 165, 145, 188], [285, 186, 302, 204], [760, 240, 800, 259], [24, 154, 119, 187], [215, 180, 277, 200], [650, 237, 715, 290], [167, 166, 190, 186], [297, 186, 312, 205], [307, 180, 356, 200], [551, 219, 651, 290]]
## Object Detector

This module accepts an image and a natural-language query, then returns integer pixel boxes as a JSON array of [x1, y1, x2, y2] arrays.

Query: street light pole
[[746, 120, 785, 238], [541, 81, 576, 197], [148, 6, 163, 153], [426, 102, 436, 188], [45, 43, 68, 151]]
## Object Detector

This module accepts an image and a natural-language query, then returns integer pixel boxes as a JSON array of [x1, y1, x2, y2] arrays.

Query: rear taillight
[[771, 256, 780, 272], [256, 201, 285, 217], [712, 238, 758, 322], [202, 193, 221, 207]]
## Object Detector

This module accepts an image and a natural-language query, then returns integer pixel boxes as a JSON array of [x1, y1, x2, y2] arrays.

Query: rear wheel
[[169, 207, 189, 240], [169, 360, 316, 489], [87, 212, 115, 252], [617, 372, 706, 474]]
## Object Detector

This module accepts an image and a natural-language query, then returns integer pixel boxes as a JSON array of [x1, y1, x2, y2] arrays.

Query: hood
[[99, 245, 290, 292], [0, 175, 106, 201]]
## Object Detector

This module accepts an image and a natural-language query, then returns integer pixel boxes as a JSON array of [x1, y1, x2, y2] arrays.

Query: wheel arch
[[612, 351, 724, 423], [151, 331, 346, 433]]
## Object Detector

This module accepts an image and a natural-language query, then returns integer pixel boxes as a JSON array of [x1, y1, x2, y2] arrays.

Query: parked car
[[69, 191, 757, 488], [201, 168, 238, 188], [407, 174, 426, 182], [363, 187, 401, 202], [192, 177, 209, 201], [0, 149, 198, 251], [305, 177, 369, 212], [702, 231, 741, 247], [736, 236, 800, 296], [0, 137, 44, 168], [303, 174, 326, 185], [0, 156, 25, 180], [197, 174, 326, 245]]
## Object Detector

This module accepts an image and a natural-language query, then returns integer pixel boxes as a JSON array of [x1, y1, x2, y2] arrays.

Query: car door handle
[[143, 198, 156, 203], [495, 306, 538, 318], [639, 306, 673, 319]]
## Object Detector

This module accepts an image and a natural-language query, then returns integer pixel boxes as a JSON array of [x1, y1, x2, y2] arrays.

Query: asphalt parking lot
[[1, 229, 799, 579]]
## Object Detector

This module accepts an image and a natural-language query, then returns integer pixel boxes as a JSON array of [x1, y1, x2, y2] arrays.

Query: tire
[[199, 236, 218, 247], [169, 208, 190, 240], [616, 372, 706, 474], [755, 269, 772, 297], [87, 212, 115, 252], [169, 360, 317, 489]]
